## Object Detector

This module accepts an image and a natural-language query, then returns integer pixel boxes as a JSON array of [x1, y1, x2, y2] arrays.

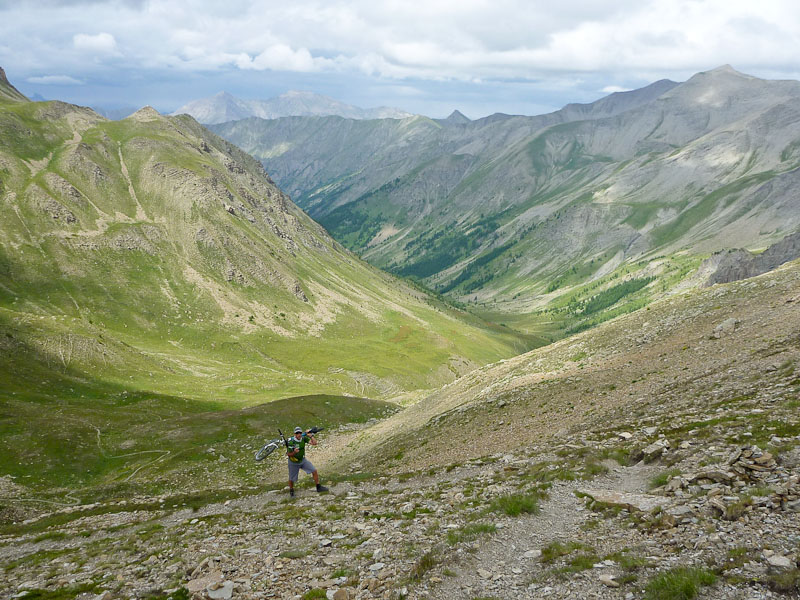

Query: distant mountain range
[[91, 105, 139, 120], [172, 90, 413, 124], [211, 66, 800, 311]]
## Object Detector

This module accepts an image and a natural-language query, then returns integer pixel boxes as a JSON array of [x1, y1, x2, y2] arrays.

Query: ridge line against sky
[[1, 0, 799, 118]]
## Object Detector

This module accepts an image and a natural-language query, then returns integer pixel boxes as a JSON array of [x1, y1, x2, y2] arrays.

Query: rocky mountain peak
[[0, 66, 29, 103], [281, 90, 313, 99], [444, 109, 471, 124], [679, 64, 760, 89], [126, 105, 163, 122], [705, 64, 749, 77]]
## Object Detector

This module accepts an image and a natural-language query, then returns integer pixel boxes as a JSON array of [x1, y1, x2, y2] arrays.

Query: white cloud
[[234, 45, 326, 72], [26, 74, 83, 85], [73, 32, 118, 54], [7, 1, 800, 81], [4, 0, 800, 115], [602, 85, 633, 93]]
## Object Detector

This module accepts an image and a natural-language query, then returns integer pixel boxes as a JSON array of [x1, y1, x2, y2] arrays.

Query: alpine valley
[[0, 66, 521, 499], [1, 62, 800, 600], [211, 66, 800, 335]]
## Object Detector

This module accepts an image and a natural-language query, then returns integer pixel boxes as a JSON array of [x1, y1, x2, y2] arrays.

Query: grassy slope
[[0, 97, 523, 497], [329, 258, 800, 475]]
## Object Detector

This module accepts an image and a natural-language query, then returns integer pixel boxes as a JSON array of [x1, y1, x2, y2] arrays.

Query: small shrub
[[644, 566, 716, 600], [488, 492, 543, 516], [301, 589, 327, 600], [409, 550, 438, 580]]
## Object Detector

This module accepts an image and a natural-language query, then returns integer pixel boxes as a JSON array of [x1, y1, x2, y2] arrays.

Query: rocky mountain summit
[[2, 255, 798, 599], [172, 91, 412, 125], [0, 66, 28, 102]]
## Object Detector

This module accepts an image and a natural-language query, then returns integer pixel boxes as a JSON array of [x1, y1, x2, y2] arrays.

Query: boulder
[[207, 581, 234, 600], [712, 318, 739, 338]]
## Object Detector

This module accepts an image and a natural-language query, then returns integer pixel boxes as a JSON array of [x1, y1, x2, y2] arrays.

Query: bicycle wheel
[[255, 442, 279, 461]]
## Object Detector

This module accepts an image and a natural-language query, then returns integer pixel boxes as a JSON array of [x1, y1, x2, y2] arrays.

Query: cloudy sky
[[2, 0, 800, 118]]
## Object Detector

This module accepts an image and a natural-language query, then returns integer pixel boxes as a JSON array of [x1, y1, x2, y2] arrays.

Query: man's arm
[[307, 432, 318, 446]]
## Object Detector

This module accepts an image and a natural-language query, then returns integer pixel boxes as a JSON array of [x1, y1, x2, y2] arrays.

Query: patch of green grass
[[446, 522, 497, 545], [540, 540, 592, 563], [554, 552, 601, 576], [33, 530, 68, 543], [581, 460, 608, 479], [331, 567, 354, 578], [409, 550, 438, 581], [765, 568, 800, 594], [279, 549, 309, 559], [14, 583, 99, 600], [519, 462, 577, 483], [606, 549, 649, 571], [143, 589, 190, 600], [644, 566, 717, 600], [488, 491, 544, 516], [649, 468, 682, 490], [598, 447, 637, 466], [719, 546, 755, 573], [301, 589, 327, 600]]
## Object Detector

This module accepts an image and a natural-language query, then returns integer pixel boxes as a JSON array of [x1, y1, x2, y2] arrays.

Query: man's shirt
[[287, 434, 309, 462]]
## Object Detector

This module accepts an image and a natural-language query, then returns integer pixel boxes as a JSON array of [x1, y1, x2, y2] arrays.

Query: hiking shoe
[[316, 484, 328, 493], [289, 489, 295, 497]]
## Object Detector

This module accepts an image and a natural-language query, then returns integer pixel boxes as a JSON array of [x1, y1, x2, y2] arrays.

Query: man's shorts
[[287, 458, 316, 482]]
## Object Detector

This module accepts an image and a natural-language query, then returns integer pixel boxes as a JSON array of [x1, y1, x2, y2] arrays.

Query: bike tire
[[255, 442, 278, 461]]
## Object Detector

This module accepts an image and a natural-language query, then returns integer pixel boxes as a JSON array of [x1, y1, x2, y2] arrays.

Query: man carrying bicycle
[[287, 426, 328, 497]]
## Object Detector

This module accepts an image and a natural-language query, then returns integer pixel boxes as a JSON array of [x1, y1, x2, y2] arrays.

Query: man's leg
[[311, 469, 328, 493], [288, 461, 300, 497]]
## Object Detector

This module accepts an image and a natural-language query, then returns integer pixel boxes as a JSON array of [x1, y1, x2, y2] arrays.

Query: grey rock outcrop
[[702, 231, 800, 286]]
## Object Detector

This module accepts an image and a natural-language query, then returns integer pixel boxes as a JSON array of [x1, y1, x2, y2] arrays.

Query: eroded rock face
[[703, 231, 800, 286]]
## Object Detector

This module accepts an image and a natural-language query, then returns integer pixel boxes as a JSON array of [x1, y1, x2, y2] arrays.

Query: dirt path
[[429, 461, 660, 599]]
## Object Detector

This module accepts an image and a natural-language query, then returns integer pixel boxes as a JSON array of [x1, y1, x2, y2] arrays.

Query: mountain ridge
[[0, 76, 525, 420], [172, 89, 413, 124], [211, 66, 800, 324]]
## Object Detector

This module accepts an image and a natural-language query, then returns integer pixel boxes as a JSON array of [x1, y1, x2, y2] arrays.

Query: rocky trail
[[2, 393, 798, 600], [429, 462, 660, 600]]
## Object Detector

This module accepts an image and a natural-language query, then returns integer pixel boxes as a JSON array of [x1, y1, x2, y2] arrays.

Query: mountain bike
[[254, 427, 324, 461]]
